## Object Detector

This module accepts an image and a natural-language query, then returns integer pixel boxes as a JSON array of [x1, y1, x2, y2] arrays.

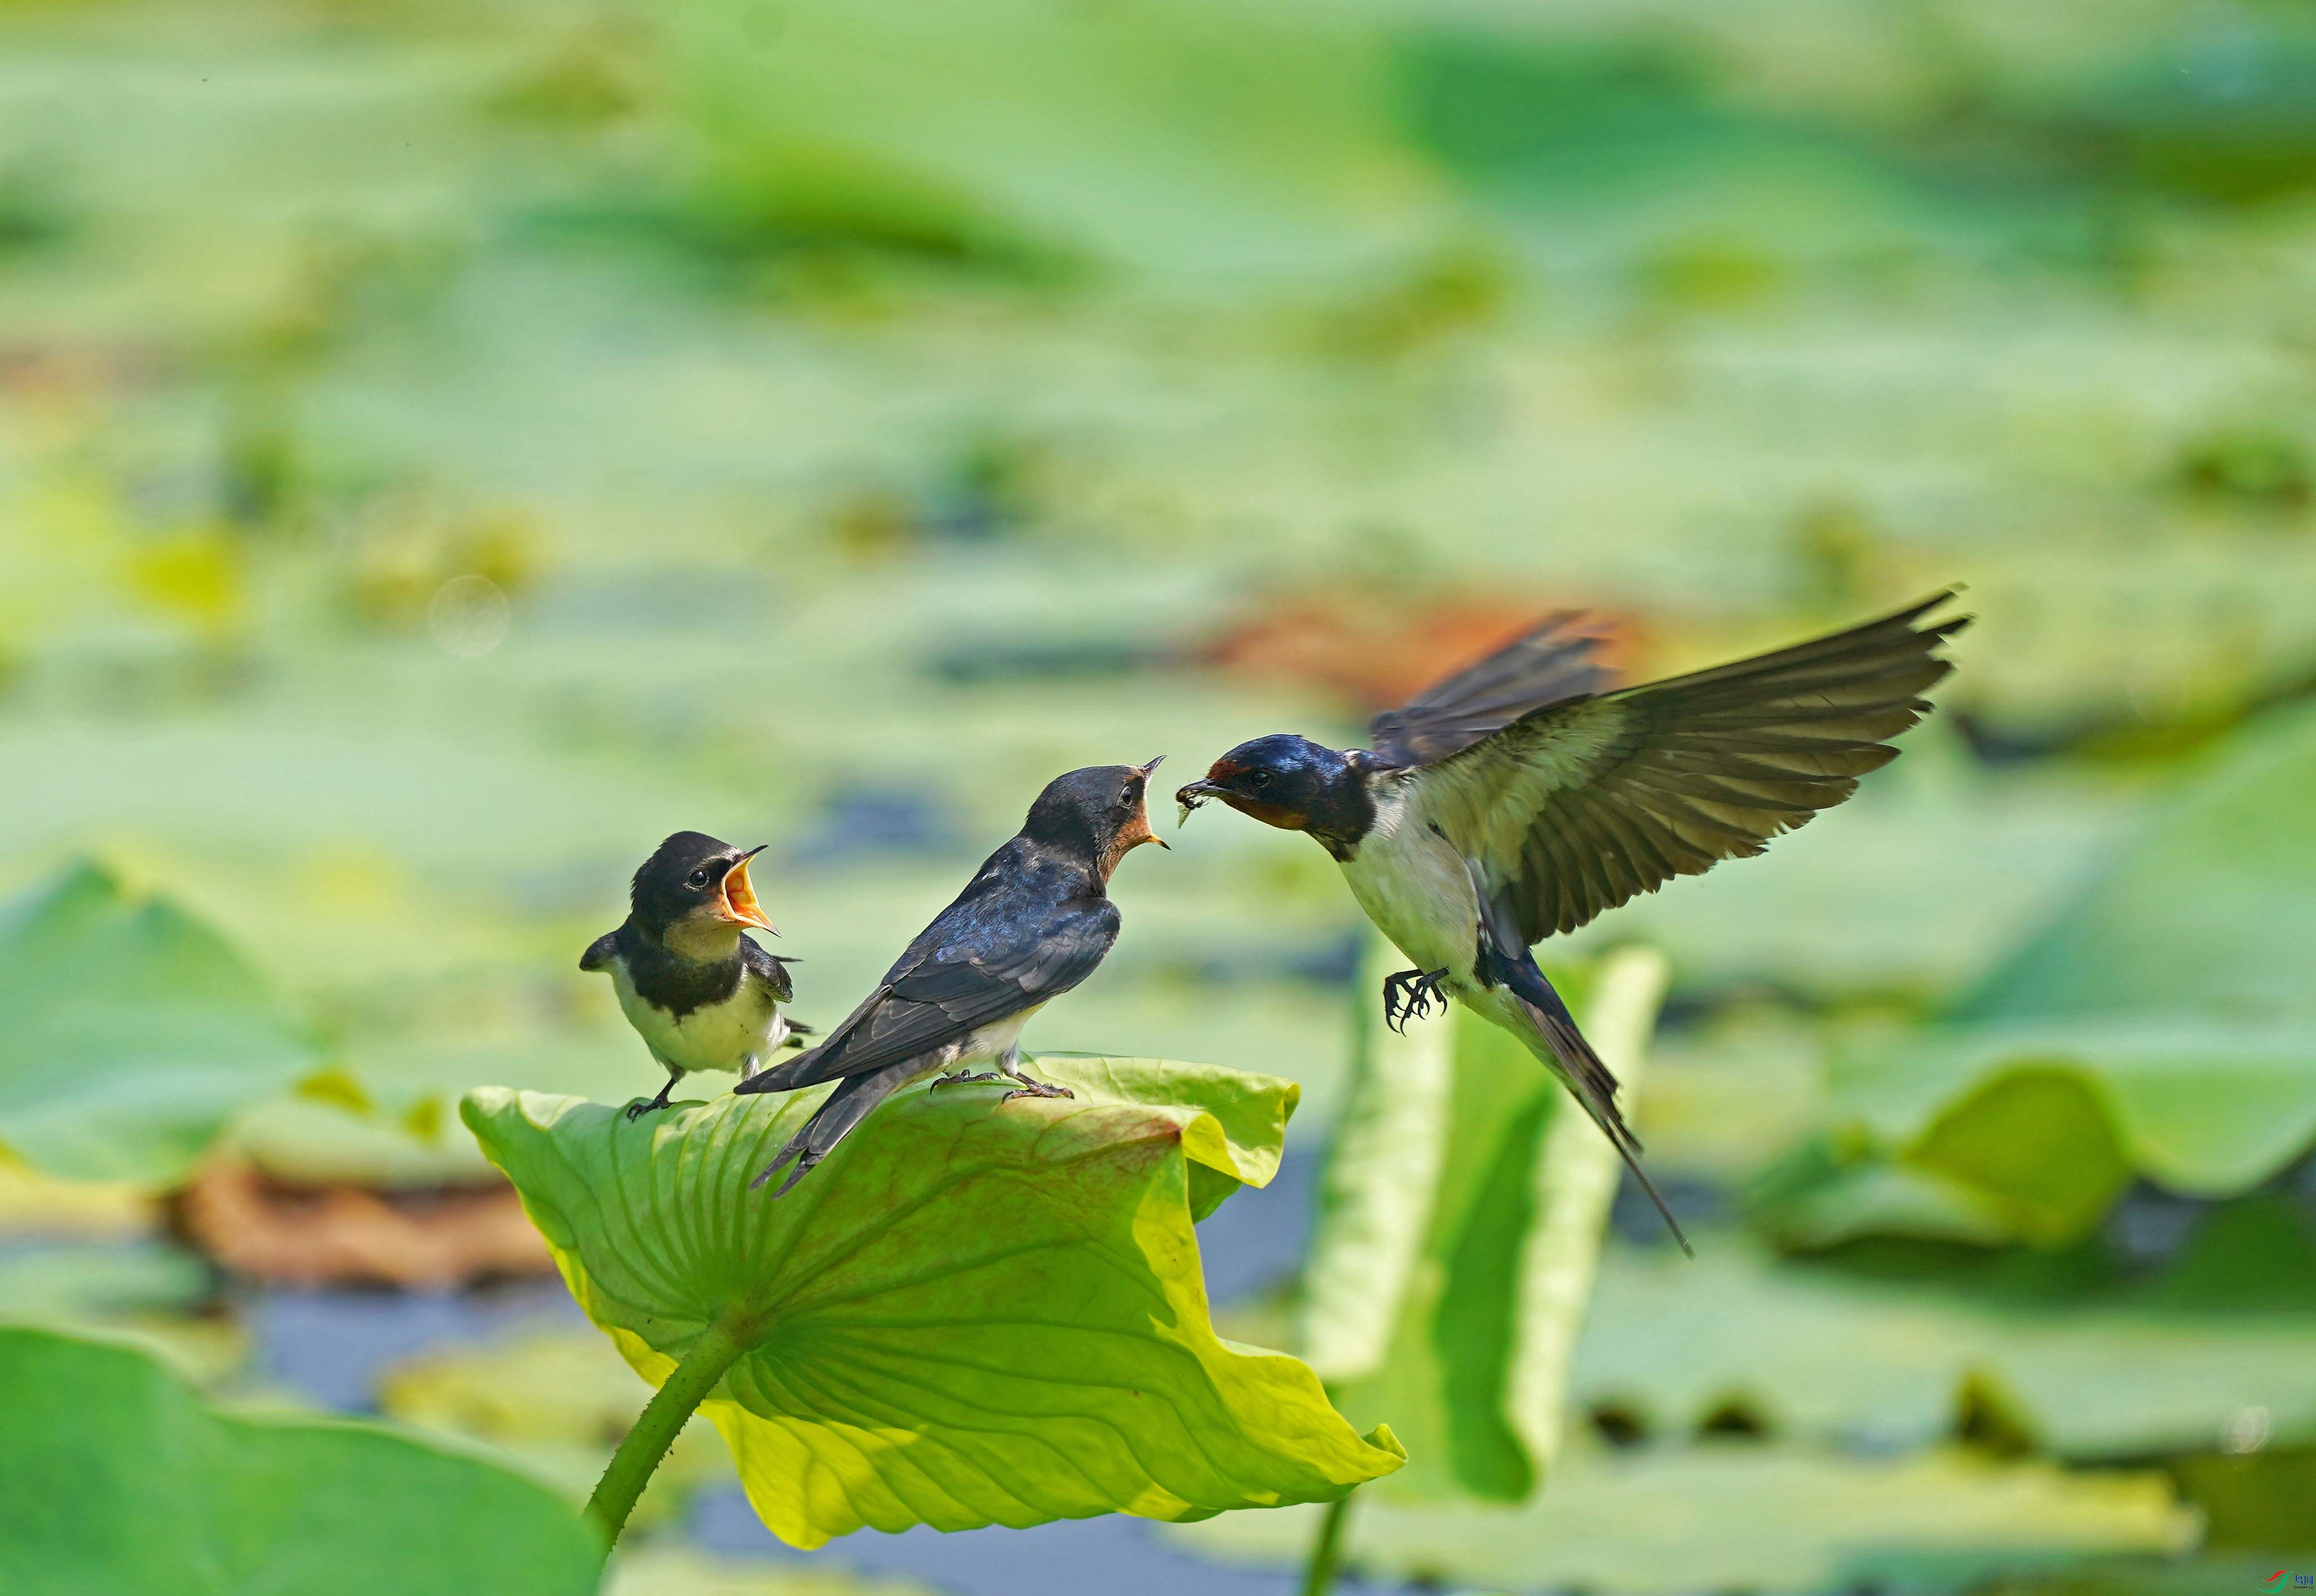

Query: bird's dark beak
[[1174, 779, 1221, 826], [719, 846, 777, 935]]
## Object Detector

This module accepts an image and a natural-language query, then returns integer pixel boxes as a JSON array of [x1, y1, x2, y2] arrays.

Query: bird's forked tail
[[1490, 951, 1692, 1257], [748, 1062, 913, 1197]]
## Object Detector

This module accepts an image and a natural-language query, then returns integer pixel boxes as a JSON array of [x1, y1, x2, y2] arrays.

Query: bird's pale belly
[[613, 967, 784, 1077], [1337, 819, 1480, 979]]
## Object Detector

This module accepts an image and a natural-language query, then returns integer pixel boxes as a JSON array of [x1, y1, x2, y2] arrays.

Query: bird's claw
[[1000, 1080, 1075, 1102], [1380, 967, 1449, 1033], [625, 1099, 663, 1122], [929, 1070, 1004, 1091]]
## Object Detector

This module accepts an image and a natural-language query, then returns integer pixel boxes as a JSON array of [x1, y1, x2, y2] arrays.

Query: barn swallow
[[735, 759, 1167, 1196], [1177, 593, 1969, 1254], [581, 832, 810, 1121]]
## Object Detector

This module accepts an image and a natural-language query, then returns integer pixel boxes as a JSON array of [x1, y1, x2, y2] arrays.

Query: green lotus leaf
[[1783, 706, 2316, 1245], [1824, 1019, 2316, 1244], [0, 861, 321, 1185], [1572, 1205, 2316, 1460], [1177, 1440, 2196, 1596], [666, 0, 1438, 284], [461, 1054, 1403, 1550], [1302, 940, 1668, 1503], [0, 1324, 602, 1596]]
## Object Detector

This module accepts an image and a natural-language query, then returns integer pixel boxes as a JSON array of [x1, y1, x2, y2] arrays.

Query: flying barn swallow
[[582, 832, 809, 1120], [735, 759, 1168, 1196], [1177, 593, 1969, 1254]]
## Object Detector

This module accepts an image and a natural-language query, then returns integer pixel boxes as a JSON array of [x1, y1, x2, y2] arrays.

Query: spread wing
[[742, 892, 1119, 1093], [1411, 592, 1967, 944], [1368, 611, 1620, 768]]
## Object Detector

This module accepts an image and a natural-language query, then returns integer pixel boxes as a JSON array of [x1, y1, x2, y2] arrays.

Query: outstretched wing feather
[[1368, 611, 1621, 767], [1415, 592, 1967, 945]]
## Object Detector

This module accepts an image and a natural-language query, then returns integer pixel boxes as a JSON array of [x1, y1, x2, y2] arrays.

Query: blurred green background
[[2, 0, 2314, 1590]]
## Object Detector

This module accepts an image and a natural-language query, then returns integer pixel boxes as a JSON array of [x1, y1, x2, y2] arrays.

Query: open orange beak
[[719, 846, 777, 935]]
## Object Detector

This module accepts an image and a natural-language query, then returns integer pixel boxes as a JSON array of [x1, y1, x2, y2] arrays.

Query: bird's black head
[[1175, 735, 1372, 856], [1021, 758, 1169, 883], [630, 830, 776, 955]]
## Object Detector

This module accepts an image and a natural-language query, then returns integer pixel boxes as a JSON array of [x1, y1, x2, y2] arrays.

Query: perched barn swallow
[[582, 832, 810, 1121], [735, 760, 1167, 1196], [1178, 593, 1969, 1254]]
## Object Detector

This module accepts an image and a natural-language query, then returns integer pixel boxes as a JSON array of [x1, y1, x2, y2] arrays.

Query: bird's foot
[[1000, 1076, 1075, 1102], [1381, 967, 1451, 1033], [930, 1070, 1005, 1091], [625, 1089, 675, 1122]]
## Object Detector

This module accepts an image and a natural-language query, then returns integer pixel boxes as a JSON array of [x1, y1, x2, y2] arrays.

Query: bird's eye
[[1250, 770, 1272, 788], [686, 868, 710, 887]]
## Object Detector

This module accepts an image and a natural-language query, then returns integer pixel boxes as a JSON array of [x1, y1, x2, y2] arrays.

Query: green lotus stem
[[1298, 1488, 1356, 1596], [584, 1318, 748, 1549]]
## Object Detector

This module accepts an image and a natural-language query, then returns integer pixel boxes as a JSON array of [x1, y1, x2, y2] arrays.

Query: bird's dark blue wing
[[739, 938, 794, 1003], [1367, 611, 1620, 769], [740, 852, 1119, 1093]]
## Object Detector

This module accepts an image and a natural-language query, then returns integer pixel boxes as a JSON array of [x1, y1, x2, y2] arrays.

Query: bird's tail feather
[[1493, 956, 1692, 1257], [748, 1064, 912, 1197], [735, 1039, 825, 1093]]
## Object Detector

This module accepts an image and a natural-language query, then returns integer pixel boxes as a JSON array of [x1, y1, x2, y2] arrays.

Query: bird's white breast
[[611, 962, 786, 1076], [1337, 784, 1480, 979]]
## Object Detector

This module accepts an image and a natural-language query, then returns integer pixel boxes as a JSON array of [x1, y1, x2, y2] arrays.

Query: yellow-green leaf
[[461, 1054, 1402, 1550]]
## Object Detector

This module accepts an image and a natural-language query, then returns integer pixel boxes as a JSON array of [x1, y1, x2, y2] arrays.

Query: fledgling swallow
[[734, 758, 1168, 1196], [1177, 593, 1970, 1255], [581, 832, 810, 1121]]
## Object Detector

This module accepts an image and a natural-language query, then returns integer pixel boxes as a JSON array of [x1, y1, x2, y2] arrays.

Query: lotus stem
[[584, 1318, 748, 1550], [1298, 1488, 1356, 1596]]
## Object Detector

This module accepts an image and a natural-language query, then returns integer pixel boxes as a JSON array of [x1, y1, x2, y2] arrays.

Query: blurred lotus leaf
[[380, 1327, 729, 1527], [1828, 1020, 2316, 1245], [667, 0, 1441, 285], [1777, 705, 2316, 1244], [0, 1240, 210, 1327], [1177, 1440, 2195, 1596], [0, 1232, 242, 1388], [1573, 1205, 2316, 1460], [1305, 941, 1668, 1502], [604, 1546, 936, 1596], [0, 1325, 602, 1596], [461, 1055, 1403, 1550], [1963, 701, 2316, 1026], [0, 862, 320, 1185]]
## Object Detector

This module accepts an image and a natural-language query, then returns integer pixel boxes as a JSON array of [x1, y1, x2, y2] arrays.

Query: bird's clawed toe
[[1000, 1078, 1074, 1102], [930, 1070, 1005, 1091], [1381, 967, 1451, 1032]]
